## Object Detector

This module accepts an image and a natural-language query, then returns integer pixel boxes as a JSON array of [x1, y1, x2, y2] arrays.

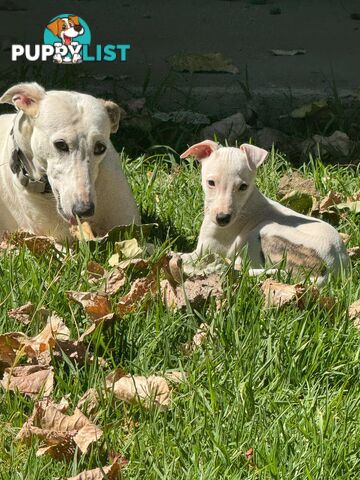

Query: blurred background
[[1, 0, 360, 161]]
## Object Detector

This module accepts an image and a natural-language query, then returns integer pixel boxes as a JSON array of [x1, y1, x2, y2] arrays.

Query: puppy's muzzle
[[216, 212, 231, 227], [72, 201, 95, 219]]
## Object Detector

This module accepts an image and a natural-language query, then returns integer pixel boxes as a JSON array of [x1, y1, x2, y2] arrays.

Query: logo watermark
[[12, 13, 130, 64]]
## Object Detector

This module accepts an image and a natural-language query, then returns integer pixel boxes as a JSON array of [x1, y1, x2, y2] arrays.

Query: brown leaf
[[78, 313, 115, 342], [70, 222, 96, 241], [260, 279, 334, 310], [349, 300, 360, 328], [245, 447, 254, 461], [340, 233, 350, 244], [277, 171, 318, 199], [87, 261, 106, 280], [8, 302, 35, 324], [161, 274, 222, 311], [319, 191, 343, 211], [66, 455, 127, 480], [105, 268, 126, 295], [77, 388, 100, 417], [163, 370, 187, 384], [106, 370, 171, 410], [183, 323, 210, 352], [117, 258, 150, 271], [116, 272, 157, 315], [0, 332, 28, 370], [261, 279, 306, 308], [1, 365, 53, 397], [17, 398, 103, 460], [4, 231, 56, 255], [347, 246, 360, 260], [67, 291, 111, 320]]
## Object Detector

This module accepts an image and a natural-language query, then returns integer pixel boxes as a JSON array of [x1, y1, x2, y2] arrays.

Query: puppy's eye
[[239, 183, 248, 191], [54, 140, 69, 152], [94, 142, 107, 155], [207, 180, 215, 187]]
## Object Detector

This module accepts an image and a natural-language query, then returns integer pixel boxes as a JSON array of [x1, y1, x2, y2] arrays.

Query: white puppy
[[180, 140, 349, 284], [0, 82, 140, 241]]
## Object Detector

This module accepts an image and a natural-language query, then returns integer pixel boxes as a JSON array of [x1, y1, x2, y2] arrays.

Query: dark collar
[[10, 125, 52, 194]]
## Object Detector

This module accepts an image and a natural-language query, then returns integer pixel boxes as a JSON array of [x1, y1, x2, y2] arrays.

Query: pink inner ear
[[180, 140, 218, 160], [13, 93, 33, 107]]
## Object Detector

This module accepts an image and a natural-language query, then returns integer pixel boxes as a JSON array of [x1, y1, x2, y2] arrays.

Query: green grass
[[0, 150, 359, 479]]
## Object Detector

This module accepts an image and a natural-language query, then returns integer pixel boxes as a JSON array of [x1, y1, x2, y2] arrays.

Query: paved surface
[[0, 0, 360, 117]]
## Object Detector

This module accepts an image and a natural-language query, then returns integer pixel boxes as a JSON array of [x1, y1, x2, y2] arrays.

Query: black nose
[[72, 201, 95, 218], [216, 212, 231, 226], [74, 24, 83, 32]]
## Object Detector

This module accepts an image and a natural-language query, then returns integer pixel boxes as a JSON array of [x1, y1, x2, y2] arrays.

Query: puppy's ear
[[102, 100, 124, 133], [69, 15, 80, 26], [180, 140, 219, 160], [47, 18, 62, 37], [0, 82, 46, 117], [240, 143, 268, 170]]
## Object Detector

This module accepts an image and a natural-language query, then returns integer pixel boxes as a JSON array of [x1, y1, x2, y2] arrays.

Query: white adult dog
[[0, 82, 140, 241], [180, 140, 349, 284]]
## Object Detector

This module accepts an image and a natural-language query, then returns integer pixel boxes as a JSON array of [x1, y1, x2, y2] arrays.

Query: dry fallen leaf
[[271, 49, 306, 56], [117, 258, 150, 271], [183, 323, 210, 353], [161, 274, 223, 311], [77, 388, 100, 417], [4, 231, 56, 255], [340, 233, 350, 244], [105, 267, 126, 295], [0, 332, 28, 370], [318, 191, 343, 211], [260, 279, 334, 310], [349, 300, 360, 328], [66, 455, 127, 480], [17, 398, 103, 460], [116, 272, 157, 315], [1, 365, 53, 397], [169, 52, 239, 74], [115, 238, 143, 259], [67, 291, 111, 320], [347, 246, 360, 260], [87, 261, 106, 280], [106, 369, 171, 410], [78, 313, 115, 342], [245, 447, 254, 461], [70, 222, 96, 241], [1, 315, 85, 368], [8, 302, 35, 324], [163, 370, 187, 384]]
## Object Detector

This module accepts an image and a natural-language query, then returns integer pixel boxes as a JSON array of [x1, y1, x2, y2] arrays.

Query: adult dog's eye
[[54, 140, 69, 152], [208, 180, 215, 187], [239, 183, 248, 191], [94, 142, 107, 155]]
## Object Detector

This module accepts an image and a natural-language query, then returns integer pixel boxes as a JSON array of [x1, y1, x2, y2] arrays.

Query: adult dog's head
[[0, 82, 122, 223]]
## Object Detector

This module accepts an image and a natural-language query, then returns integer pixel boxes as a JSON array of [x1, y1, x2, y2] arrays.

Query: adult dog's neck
[[12, 112, 41, 179]]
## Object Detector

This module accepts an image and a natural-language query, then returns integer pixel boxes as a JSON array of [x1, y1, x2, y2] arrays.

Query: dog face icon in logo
[[45, 14, 90, 64]]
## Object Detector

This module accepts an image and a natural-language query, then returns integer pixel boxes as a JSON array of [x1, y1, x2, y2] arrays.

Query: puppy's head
[[0, 82, 123, 224], [47, 16, 84, 43], [180, 140, 268, 228]]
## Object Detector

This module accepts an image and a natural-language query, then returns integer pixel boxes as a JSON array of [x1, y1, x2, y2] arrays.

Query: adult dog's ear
[[0, 82, 46, 117], [103, 100, 124, 133], [47, 18, 62, 37], [240, 143, 268, 170], [180, 140, 219, 160]]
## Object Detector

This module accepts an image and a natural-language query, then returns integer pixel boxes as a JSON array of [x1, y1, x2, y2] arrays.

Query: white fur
[[0, 82, 140, 241], [181, 142, 350, 284]]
